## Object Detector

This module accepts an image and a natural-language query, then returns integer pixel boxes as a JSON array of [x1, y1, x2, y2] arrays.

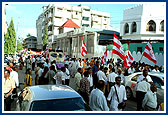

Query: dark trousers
[[65, 79, 69, 86], [32, 62, 35, 71], [80, 91, 89, 104], [136, 91, 146, 111], [93, 74, 98, 88], [4, 95, 13, 111]]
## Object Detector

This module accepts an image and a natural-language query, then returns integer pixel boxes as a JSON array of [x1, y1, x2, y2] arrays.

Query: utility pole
[[15, 17, 20, 57]]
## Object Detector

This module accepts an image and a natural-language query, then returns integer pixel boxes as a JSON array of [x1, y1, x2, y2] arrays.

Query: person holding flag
[[101, 48, 107, 65]]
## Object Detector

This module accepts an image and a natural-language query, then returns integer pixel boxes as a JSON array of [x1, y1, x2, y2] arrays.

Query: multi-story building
[[23, 36, 37, 51], [36, 4, 111, 49], [36, 14, 43, 51], [120, 3, 165, 54]]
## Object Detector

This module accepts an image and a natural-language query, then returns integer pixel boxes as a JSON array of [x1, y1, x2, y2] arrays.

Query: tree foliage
[[17, 37, 23, 52], [4, 18, 16, 54], [43, 25, 48, 50], [27, 33, 32, 37]]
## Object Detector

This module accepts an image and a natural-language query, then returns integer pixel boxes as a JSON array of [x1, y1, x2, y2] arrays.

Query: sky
[[5, 2, 138, 39]]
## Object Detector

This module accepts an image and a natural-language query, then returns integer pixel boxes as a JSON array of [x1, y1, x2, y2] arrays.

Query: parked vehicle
[[125, 72, 164, 105], [15, 85, 91, 111], [47, 49, 65, 69]]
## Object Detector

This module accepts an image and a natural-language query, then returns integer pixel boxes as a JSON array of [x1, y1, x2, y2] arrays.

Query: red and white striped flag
[[81, 36, 87, 57], [112, 33, 126, 61], [142, 40, 157, 64], [101, 49, 107, 64], [125, 50, 133, 69]]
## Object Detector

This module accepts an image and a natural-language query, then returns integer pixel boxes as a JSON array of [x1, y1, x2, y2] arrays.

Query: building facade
[[23, 36, 37, 51], [120, 3, 165, 54], [36, 4, 111, 49]]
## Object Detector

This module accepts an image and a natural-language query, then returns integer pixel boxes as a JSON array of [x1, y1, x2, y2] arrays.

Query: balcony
[[48, 21, 53, 26], [48, 12, 52, 18], [92, 16, 99, 22], [48, 31, 53, 35], [82, 11, 91, 17], [54, 11, 63, 18]]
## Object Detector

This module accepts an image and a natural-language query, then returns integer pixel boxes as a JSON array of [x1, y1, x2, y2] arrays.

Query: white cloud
[[6, 5, 22, 14], [18, 28, 37, 38]]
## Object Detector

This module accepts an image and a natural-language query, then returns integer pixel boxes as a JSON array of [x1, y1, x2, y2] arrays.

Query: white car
[[125, 72, 164, 105], [15, 85, 91, 111]]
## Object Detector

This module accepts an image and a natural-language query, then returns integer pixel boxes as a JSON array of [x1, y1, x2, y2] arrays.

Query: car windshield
[[30, 98, 85, 111], [51, 53, 57, 58], [150, 75, 164, 88]]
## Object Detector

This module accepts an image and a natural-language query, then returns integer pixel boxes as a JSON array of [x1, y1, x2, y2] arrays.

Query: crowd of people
[[3, 53, 164, 111]]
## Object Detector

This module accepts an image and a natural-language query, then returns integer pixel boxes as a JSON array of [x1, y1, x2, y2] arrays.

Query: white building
[[120, 3, 165, 41], [120, 3, 165, 66], [23, 36, 37, 51], [36, 4, 111, 50]]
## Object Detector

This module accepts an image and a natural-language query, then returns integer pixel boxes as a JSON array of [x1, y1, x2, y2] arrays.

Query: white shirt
[[32, 57, 35, 63], [136, 80, 151, 92], [89, 88, 109, 111], [152, 69, 160, 73], [64, 68, 70, 79], [118, 74, 125, 85], [142, 90, 157, 109], [38, 68, 44, 77], [53, 70, 65, 85], [44, 62, 51, 68], [88, 74, 93, 87], [137, 75, 153, 83], [10, 71, 19, 87], [107, 84, 127, 111], [107, 72, 118, 83], [97, 70, 107, 84], [41, 57, 45, 63], [128, 68, 135, 74]]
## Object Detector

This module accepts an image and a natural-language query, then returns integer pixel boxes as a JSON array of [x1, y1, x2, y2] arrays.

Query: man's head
[[143, 69, 148, 77], [96, 61, 100, 66], [97, 80, 105, 91], [100, 66, 104, 71], [84, 71, 89, 78], [9, 62, 13, 68], [115, 76, 121, 85], [61, 67, 66, 72], [150, 83, 157, 92], [87, 67, 92, 74], [118, 68, 122, 75], [77, 68, 82, 74], [13, 66, 18, 72], [4, 69, 10, 78]]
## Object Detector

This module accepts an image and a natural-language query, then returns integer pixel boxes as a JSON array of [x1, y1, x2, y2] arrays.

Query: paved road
[[11, 65, 137, 111]]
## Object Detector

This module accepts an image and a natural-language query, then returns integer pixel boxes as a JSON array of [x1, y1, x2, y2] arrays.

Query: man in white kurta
[[89, 80, 109, 111], [107, 76, 127, 111]]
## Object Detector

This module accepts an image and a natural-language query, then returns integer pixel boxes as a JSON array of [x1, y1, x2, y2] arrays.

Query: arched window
[[125, 23, 129, 34], [146, 20, 156, 32], [132, 22, 137, 33], [160, 20, 164, 32]]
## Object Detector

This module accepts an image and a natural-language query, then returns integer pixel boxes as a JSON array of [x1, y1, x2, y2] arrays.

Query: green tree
[[4, 17, 16, 54], [17, 37, 23, 52], [27, 33, 32, 37], [43, 25, 48, 50]]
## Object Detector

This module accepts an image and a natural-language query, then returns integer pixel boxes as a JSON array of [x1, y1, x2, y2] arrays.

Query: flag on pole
[[112, 33, 126, 61], [101, 48, 107, 64], [142, 40, 157, 64], [124, 50, 133, 69], [81, 35, 87, 57]]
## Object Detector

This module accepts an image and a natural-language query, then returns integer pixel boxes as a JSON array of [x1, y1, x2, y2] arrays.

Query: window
[[159, 47, 163, 51], [160, 20, 164, 32], [82, 24, 89, 27], [82, 17, 89, 21], [132, 22, 137, 33], [124, 23, 129, 34], [137, 47, 142, 53], [48, 26, 52, 31], [146, 20, 156, 32]]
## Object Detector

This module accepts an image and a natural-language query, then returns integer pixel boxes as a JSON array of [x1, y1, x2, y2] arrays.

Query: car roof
[[148, 72, 164, 80], [27, 85, 81, 101]]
